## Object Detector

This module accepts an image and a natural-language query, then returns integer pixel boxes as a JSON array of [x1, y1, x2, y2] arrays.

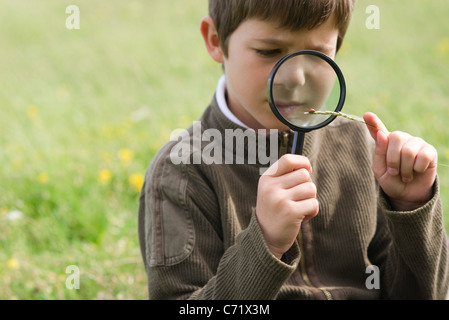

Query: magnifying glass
[[267, 50, 346, 155]]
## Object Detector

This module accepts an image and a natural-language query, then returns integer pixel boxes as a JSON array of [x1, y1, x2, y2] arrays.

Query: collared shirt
[[216, 75, 250, 129]]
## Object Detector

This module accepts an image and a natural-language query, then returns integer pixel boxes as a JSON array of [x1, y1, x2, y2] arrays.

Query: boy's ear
[[200, 16, 225, 63]]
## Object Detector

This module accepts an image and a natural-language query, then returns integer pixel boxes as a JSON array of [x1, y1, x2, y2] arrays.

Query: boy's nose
[[290, 66, 306, 88], [274, 55, 307, 90]]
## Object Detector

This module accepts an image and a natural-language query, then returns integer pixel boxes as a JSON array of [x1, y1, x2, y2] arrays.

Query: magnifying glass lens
[[267, 50, 346, 155], [271, 53, 341, 129]]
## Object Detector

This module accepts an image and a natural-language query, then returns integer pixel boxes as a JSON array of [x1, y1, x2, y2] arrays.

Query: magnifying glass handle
[[292, 131, 305, 155]]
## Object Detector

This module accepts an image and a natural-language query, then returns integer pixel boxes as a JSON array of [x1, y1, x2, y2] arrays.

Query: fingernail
[[387, 167, 398, 176], [402, 176, 412, 183]]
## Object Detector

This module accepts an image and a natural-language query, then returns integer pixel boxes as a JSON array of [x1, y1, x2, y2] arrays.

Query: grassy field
[[0, 0, 448, 300]]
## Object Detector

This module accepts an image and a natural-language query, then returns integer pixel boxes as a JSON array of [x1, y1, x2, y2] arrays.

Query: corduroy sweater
[[138, 95, 449, 300]]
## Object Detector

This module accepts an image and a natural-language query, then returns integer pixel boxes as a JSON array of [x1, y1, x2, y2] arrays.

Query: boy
[[138, 0, 448, 299]]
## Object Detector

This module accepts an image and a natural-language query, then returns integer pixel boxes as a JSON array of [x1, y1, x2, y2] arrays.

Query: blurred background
[[0, 0, 448, 299]]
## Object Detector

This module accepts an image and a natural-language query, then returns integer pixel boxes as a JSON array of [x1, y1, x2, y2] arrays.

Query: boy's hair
[[209, 0, 355, 56]]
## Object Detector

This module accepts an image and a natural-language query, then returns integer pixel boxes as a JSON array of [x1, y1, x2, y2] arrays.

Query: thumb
[[363, 112, 389, 142], [363, 112, 389, 178]]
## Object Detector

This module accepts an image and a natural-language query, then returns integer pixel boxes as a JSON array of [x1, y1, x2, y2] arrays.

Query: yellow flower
[[98, 169, 112, 185], [118, 149, 134, 167], [7, 258, 20, 270], [437, 37, 449, 55], [0, 207, 8, 216], [129, 173, 144, 193], [13, 159, 23, 170], [26, 105, 39, 119], [38, 172, 49, 184]]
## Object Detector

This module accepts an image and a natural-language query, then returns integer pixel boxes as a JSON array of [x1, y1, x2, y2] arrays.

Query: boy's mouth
[[275, 102, 305, 117]]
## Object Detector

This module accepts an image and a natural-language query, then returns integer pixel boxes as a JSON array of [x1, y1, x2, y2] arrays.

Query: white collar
[[216, 75, 250, 129]]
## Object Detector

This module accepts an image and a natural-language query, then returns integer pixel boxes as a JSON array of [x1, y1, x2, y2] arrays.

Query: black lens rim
[[267, 50, 346, 132]]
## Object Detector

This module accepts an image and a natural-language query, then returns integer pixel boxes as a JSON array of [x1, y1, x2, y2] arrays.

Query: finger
[[386, 131, 410, 177], [372, 129, 389, 178], [285, 181, 317, 201], [287, 198, 319, 221], [414, 144, 438, 173], [302, 199, 319, 222], [363, 112, 390, 141], [399, 137, 424, 183], [280, 168, 312, 189], [264, 154, 312, 177]]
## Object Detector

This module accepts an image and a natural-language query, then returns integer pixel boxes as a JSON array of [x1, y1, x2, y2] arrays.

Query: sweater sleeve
[[138, 148, 300, 300], [369, 177, 449, 299]]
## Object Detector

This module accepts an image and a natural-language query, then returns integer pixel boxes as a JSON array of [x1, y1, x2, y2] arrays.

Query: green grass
[[0, 0, 448, 299]]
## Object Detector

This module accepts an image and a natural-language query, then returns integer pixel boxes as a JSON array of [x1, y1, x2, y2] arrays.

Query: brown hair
[[209, 0, 355, 56]]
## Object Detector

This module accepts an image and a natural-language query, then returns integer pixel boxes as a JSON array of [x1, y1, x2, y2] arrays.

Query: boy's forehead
[[235, 18, 339, 50], [247, 13, 339, 34]]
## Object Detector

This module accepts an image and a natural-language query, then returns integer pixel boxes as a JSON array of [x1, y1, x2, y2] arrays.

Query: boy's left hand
[[363, 112, 438, 212]]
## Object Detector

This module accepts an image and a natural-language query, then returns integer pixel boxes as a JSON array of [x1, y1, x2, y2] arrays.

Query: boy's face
[[223, 18, 339, 131]]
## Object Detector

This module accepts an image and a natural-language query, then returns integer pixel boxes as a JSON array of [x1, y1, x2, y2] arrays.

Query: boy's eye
[[255, 49, 282, 57]]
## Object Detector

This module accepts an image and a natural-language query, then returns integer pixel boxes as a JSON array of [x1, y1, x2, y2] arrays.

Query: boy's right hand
[[256, 154, 319, 259]]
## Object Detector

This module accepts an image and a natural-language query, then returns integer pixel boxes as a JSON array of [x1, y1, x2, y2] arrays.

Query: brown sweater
[[138, 96, 448, 300]]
